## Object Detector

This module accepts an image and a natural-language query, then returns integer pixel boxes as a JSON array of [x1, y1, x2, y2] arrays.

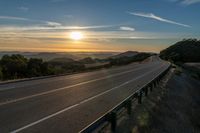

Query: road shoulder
[[116, 68, 200, 133]]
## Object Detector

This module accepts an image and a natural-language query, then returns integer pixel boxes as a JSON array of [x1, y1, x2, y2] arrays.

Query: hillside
[[0, 52, 118, 61], [109, 52, 151, 65], [160, 39, 200, 63], [79, 57, 96, 64], [48, 57, 75, 63], [110, 51, 139, 59], [0, 51, 151, 80]]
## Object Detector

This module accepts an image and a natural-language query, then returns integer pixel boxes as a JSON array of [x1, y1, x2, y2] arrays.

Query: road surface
[[0, 56, 170, 133]]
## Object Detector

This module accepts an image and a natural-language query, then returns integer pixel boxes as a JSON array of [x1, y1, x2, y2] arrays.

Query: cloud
[[46, 21, 62, 27], [0, 25, 116, 32], [120, 26, 135, 31], [128, 12, 191, 28], [18, 7, 29, 11], [181, 0, 200, 5], [0, 15, 114, 30], [168, 0, 200, 5], [0, 15, 63, 27], [0, 16, 29, 21]]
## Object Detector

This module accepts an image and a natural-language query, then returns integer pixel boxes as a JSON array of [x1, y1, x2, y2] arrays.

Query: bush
[[28, 58, 44, 77], [0, 54, 87, 80], [0, 66, 3, 80], [174, 67, 182, 75], [1, 54, 28, 79]]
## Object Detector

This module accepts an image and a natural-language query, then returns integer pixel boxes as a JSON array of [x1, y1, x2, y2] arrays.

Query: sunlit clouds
[[120, 26, 135, 31], [70, 31, 84, 40], [0, 21, 195, 53], [0, 0, 198, 52]]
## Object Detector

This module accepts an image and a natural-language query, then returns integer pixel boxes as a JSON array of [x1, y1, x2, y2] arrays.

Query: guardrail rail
[[80, 63, 171, 133]]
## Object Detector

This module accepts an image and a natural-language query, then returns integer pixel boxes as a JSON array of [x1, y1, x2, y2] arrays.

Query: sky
[[0, 0, 200, 52]]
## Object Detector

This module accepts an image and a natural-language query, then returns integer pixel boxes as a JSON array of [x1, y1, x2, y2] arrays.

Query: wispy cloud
[[0, 25, 116, 32], [128, 12, 191, 28], [0, 15, 117, 30], [168, 0, 200, 5], [0, 16, 29, 21], [120, 26, 135, 31], [46, 21, 62, 27], [0, 15, 62, 27], [181, 0, 200, 5], [18, 7, 29, 11]]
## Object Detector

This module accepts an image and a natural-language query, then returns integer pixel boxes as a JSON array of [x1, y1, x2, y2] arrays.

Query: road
[[0, 56, 170, 133]]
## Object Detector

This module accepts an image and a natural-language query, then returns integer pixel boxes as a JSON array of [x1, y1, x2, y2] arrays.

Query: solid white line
[[11, 64, 165, 133], [0, 64, 156, 106], [0, 86, 16, 91]]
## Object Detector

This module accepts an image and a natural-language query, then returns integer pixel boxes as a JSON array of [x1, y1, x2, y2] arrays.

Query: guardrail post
[[159, 75, 162, 81], [154, 81, 157, 87], [145, 87, 148, 96], [157, 79, 160, 85], [138, 91, 142, 104], [126, 100, 132, 115], [108, 112, 117, 132], [155, 80, 157, 87], [150, 83, 153, 92]]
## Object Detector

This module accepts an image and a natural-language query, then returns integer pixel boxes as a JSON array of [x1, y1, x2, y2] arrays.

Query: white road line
[[11, 64, 165, 133], [0, 86, 16, 91], [0, 64, 157, 106]]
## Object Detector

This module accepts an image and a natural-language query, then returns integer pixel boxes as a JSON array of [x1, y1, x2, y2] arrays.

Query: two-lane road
[[0, 56, 170, 133]]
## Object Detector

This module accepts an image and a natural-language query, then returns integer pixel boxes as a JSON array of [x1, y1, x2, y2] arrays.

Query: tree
[[160, 39, 200, 63], [28, 58, 43, 77], [0, 66, 3, 80], [1, 54, 28, 79]]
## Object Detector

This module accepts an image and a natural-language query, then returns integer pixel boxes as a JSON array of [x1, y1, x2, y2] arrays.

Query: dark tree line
[[109, 53, 151, 65], [0, 52, 151, 81], [160, 39, 200, 63], [0, 54, 85, 80]]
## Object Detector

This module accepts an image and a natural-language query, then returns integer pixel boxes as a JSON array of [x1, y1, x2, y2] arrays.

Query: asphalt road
[[0, 56, 170, 133]]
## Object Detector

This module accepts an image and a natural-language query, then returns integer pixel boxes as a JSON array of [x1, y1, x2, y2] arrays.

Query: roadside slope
[[117, 68, 200, 133]]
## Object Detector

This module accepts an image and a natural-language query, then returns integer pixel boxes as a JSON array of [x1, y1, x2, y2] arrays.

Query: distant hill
[[30, 53, 79, 61], [110, 51, 139, 59], [109, 52, 151, 66], [47, 57, 85, 73], [48, 57, 75, 63], [0, 51, 151, 80], [160, 39, 200, 63], [0, 52, 118, 61], [79, 57, 96, 64]]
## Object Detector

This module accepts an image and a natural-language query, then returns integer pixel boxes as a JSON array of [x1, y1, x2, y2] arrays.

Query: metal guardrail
[[80, 63, 171, 133]]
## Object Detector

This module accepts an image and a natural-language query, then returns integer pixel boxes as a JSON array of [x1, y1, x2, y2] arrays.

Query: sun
[[70, 31, 83, 40]]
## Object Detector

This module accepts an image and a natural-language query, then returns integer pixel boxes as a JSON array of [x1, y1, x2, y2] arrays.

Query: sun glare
[[70, 31, 83, 40]]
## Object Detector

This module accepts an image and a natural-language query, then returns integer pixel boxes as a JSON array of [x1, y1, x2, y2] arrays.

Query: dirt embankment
[[117, 68, 200, 133]]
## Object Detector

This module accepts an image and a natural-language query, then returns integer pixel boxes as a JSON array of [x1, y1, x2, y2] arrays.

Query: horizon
[[0, 49, 159, 53], [0, 0, 200, 52]]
